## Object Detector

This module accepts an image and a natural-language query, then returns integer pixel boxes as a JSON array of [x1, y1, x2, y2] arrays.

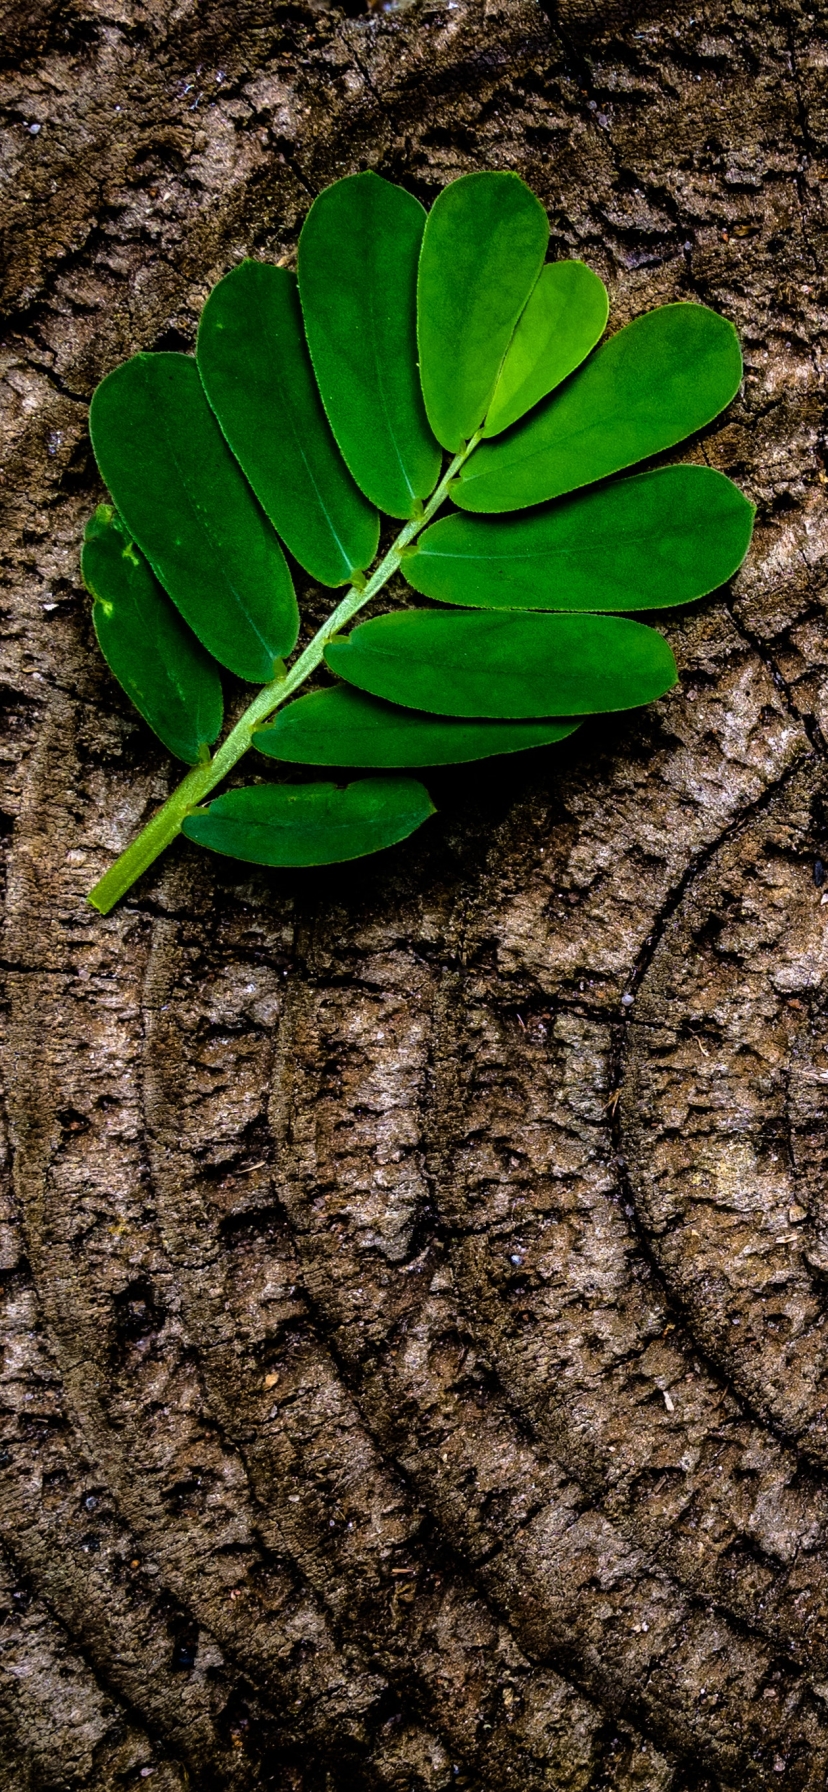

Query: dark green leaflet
[[182, 777, 435, 866], [454, 303, 743, 513], [298, 172, 442, 520], [82, 506, 223, 764], [255, 683, 579, 767], [89, 353, 298, 683], [483, 260, 609, 438], [417, 172, 549, 453], [404, 467, 754, 611], [197, 260, 379, 586], [325, 610, 677, 717]]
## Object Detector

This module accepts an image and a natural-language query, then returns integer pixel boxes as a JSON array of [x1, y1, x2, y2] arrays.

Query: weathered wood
[[2, 0, 828, 1784]]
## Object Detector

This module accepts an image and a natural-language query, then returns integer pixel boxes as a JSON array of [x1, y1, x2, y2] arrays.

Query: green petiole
[[87, 437, 480, 914]]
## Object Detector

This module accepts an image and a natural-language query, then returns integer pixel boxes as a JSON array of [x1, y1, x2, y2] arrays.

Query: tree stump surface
[[2, 1, 828, 1786]]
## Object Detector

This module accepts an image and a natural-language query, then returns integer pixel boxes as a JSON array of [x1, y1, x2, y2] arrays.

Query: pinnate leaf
[[483, 260, 608, 438], [325, 609, 677, 717], [454, 302, 743, 512], [83, 170, 753, 904], [405, 466, 754, 611], [255, 683, 579, 767], [417, 171, 548, 453], [89, 353, 298, 683], [182, 777, 435, 866], [298, 172, 441, 520], [83, 505, 223, 764], [197, 261, 379, 585]]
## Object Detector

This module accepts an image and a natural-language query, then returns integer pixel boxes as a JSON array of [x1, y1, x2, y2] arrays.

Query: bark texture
[[2, 0, 828, 1785]]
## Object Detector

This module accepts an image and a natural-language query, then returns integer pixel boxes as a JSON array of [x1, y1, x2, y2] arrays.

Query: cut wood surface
[[2, 0, 828, 1785]]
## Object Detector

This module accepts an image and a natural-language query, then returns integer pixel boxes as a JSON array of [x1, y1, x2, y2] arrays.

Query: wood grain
[[2, 0, 828, 1783]]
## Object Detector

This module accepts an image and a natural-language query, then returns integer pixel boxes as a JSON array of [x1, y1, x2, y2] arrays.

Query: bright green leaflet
[[483, 260, 609, 438], [255, 683, 579, 767], [197, 260, 379, 586], [89, 353, 298, 684], [405, 466, 754, 611], [325, 610, 677, 718], [298, 172, 441, 520], [82, 506, 223, 765], [454, 302, 743, 512], [182, 778, 435, 867], [417, 171, 548, 453]]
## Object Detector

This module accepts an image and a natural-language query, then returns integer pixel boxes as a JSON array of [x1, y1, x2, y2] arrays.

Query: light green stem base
[[88, 439, 477, 914]]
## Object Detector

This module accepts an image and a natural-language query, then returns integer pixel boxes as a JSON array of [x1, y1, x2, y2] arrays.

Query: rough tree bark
[[1, 0, 827, 1786]]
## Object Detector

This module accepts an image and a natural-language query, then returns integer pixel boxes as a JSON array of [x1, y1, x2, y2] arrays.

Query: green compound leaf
[[325, 609, 677, 718], [417, 171, 549, 453], [483, 260, 609, 438], [82, 505, 223, 764], [454, 302, 743, 513], [83, 168, 754, 917], [197, 260, 379, 585], [255, 682, 579, 767], [404, 466, 754, 611], [298, 172, 442, 520], [182, 777, 435, 867], [89, 353, 298, 683]]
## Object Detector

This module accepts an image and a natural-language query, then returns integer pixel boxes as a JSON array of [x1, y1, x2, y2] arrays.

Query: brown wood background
[[2, 0, 828, 1785]]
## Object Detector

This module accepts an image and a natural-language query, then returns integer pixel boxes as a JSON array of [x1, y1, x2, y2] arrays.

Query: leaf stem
[[88, 436, 479, 913]]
